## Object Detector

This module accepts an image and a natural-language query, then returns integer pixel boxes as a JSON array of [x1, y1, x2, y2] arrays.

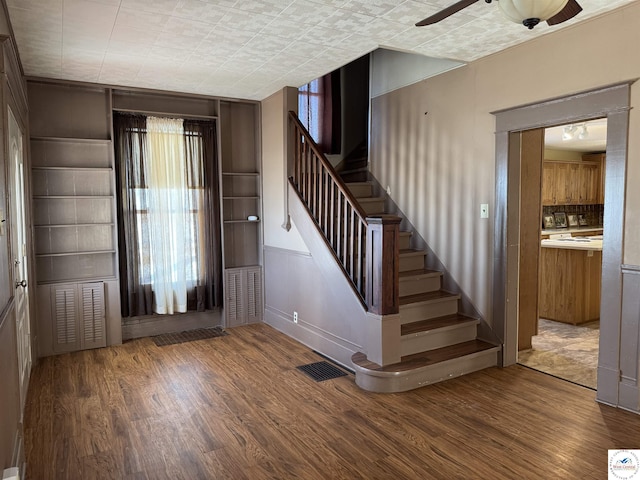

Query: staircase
[[288, 111, 500, 393], [342, 175, 501, 393]]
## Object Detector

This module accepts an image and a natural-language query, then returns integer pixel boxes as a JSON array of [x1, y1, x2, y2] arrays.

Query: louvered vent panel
[[81, 282, 105, 348], [246, 267, 262, 321], [53, 285, 77, 351], [225, 269, 245, 327]]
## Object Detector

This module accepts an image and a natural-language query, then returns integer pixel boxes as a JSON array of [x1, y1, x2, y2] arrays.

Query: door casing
[[492, 82, 632, 408]]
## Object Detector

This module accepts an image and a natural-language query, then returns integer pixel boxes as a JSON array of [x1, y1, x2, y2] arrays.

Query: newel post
[[366, 215, 402, 315]]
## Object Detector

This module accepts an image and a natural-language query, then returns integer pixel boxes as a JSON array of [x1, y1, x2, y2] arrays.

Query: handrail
[[288, 111, 400, 315]]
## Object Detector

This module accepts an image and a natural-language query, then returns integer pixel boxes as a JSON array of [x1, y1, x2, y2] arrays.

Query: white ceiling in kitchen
[[545, 118, 607, 153], [5, 0, 636, 101]]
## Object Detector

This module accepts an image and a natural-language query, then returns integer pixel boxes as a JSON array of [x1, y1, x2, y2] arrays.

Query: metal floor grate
[[296, 361, 348, 382], [151, 326, 228, 347]]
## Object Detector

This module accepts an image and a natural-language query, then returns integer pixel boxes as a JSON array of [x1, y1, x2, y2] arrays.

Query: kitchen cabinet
[[538, 245, 602, 324], [583, 153, 606, 204], [541, 159, 602, 206], [541, 162, 557, 205]]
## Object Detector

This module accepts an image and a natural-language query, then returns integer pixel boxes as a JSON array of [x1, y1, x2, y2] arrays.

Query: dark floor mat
[[296, 361, 348, 382], [151, 326, 228, 346]]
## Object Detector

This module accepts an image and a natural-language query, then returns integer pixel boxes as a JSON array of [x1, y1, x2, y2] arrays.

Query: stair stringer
[[283, 181, 401, 367]]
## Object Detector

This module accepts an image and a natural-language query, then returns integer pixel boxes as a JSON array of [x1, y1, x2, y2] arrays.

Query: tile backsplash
[[543, 204, 604, 228]]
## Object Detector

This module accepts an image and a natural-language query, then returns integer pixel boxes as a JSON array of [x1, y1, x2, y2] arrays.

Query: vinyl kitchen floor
[[518, 318, 599, 390]]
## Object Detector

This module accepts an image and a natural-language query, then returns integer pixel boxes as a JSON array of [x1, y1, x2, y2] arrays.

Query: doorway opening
[[492, 82, 631, 409], [517, 118, 607, 390]]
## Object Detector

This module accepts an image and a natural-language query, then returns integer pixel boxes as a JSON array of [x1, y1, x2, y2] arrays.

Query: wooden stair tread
[[357, 196, 385, 202], [399, 269, 441, 280], [352, 340, 498, 373], [399, 249, 426, 257], [401, 313, 478, 336], [399, 290, 459, 306], [339, 166, 368, 175]]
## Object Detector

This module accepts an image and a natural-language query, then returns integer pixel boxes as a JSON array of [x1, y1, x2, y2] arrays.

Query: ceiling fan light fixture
[[498, 0, 570, 29]]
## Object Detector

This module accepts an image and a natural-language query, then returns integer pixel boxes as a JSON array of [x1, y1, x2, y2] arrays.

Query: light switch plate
[[480, 204, 489, 219]]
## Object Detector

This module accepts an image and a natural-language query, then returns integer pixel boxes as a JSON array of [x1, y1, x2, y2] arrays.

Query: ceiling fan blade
[[416, 0, 480, 27], [547, 0, 582, 26]]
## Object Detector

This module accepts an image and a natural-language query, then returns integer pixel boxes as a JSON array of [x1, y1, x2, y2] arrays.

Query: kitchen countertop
[[541, 226, 603, 235], [541, 237, 603, 251]]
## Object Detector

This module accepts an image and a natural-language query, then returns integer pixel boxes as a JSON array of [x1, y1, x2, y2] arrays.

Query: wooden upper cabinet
[[582, 153, 606, 204], [541, 162, 557, 205], [580, 162, 600, 204], [541, 156, 604, 206], [554, 162, 572, 205]]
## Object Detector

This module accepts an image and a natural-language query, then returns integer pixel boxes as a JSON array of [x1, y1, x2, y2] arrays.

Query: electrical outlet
[[386, 185, 391, 196], [480, 203, 489, 219], [293, 311, 298, 323]]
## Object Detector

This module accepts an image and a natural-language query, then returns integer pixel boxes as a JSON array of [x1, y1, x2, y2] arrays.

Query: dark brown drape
[[299, 71, 341, 154], [320, 70, 341, 155], [184, 120, 223, 310], [114, 113, 222, 317]]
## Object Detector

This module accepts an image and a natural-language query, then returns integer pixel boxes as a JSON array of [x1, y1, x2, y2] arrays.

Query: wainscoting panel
[[263, 246, 366, 368], [619, 265, 640, 412]]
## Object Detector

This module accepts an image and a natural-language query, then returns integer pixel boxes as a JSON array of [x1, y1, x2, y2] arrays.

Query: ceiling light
[[562, 124, 577, 141], [578, 124, 589, 140], [498, 0, 570, 29]]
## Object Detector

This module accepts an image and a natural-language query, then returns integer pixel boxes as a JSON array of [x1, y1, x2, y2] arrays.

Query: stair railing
[[288, 111, 400, 315]]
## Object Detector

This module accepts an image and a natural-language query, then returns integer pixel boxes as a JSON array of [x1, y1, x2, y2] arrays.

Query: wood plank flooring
[[24, 323, 640, 479]]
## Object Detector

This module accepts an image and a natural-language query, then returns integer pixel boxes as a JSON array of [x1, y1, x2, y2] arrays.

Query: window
[[114, 114, 222, 317], [298, 71, 341, 154]]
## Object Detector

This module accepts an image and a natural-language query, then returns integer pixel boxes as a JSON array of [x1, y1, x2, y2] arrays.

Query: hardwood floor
[[24, 323, 640, 479]]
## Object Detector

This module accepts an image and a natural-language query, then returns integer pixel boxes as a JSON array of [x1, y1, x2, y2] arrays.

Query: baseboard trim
[[264, 307, 359, 369]]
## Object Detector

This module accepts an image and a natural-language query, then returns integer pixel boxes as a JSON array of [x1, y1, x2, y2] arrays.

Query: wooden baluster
[[349, 208, 356, 277], [330, 181, 335, 247], [356, 219, 364, 293], [343, 202, 349, 270]]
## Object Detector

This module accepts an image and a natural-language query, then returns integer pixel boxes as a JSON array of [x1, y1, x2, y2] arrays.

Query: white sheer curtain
[[146, 116, 189, 314]]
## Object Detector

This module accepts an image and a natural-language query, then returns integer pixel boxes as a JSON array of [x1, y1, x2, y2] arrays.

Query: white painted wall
[[370, 48, 465, 98], [261, 89, 308, 253]]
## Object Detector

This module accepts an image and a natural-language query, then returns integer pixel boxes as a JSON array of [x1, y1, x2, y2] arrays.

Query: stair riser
[[354, 348, 500, 393], [401, 324, 478, 357], [400, 298, 459, 324], [348, 184, 373, 197], [360, 200, 385, 215], [398, 234, 411, 250], [399, 276, 441, 297], [399, 255, 425, 272]]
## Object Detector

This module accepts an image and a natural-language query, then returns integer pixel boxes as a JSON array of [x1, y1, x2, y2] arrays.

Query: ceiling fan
[[416, 0, 582, 30]]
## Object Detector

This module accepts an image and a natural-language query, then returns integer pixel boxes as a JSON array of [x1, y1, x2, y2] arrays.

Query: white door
[[9, 106, 31, 410]]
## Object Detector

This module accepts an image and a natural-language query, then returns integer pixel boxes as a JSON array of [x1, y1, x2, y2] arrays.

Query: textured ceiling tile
[[320, 8, 375, 32], [120, 0, 181, 15], [171, 0, 230, 23], [114, 7, 172, 32], [343, 0, 404, 17], [235, 0, 295, 17], [296, 25, 351, 48], [217, 8, 276, 33], [7, 0, 638, 100], [258, 17, 310, 40], [280, 0, 341, 25]]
